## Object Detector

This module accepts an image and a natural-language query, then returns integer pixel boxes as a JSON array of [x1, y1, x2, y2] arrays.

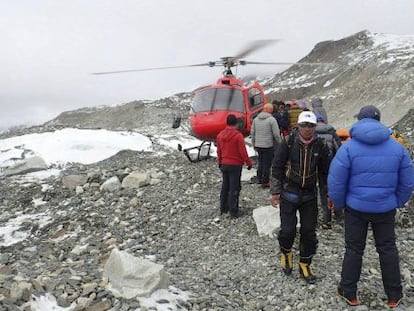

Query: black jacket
[[270, 134, 331, 195]]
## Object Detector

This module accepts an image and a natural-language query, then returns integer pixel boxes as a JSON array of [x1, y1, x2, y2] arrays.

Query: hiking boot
[[337, 286, 359, 306], [230, 209, 243, 218], [220, 207, 229, 214], [299, 262, 317, 284], [387, 294, 402, 308], [261, 182, 270, 188], [280, 252, 293, 275]]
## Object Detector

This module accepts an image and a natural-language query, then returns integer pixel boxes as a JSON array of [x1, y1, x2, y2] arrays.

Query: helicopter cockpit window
[[192, 88, 245, 113], [247, 88, 264, 110]]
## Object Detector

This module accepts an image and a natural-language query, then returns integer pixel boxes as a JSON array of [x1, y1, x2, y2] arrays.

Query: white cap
[[297, 111, 317, 124]]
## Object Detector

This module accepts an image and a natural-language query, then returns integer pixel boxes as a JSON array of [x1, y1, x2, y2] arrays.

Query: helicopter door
[[247, 87, 265, 121]]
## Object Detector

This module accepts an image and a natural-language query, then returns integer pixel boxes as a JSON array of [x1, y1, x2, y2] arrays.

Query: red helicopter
[[93, 40, 322, 161]]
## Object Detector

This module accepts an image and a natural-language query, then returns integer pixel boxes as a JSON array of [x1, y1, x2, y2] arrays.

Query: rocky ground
[[0, 137, 414, 310]]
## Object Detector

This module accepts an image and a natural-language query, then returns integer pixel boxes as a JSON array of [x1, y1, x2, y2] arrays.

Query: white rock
[[100, 176, 121, 192], [103, 248, 168, 299], [252, 205, 280, 237]]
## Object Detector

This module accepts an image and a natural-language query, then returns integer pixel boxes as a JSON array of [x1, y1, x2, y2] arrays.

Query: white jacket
[[251, 111, 281, 148]]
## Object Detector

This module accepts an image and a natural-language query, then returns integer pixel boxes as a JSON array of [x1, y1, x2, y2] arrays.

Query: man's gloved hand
[[327, 197, 335, 210], [271, 194, 280, 207]]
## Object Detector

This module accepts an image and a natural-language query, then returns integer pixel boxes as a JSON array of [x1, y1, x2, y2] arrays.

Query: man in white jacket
[[251, 103, 282, 188]]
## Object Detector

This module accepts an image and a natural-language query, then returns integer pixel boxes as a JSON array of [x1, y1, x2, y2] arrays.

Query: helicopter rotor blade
[[232, 40, 281, 61], [91, 63, 212, 75], [243, 60, 330, 66]]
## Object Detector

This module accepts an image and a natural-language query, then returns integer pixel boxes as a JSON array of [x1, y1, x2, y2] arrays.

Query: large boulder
[[103, 248, 168, 299], [121, 171, 151, 188], [4, 156, 48, 176], [62, 174, 88, 190], [100, 176, 121, 192]]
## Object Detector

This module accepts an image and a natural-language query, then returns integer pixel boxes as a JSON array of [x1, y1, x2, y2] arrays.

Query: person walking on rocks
[[328, 105, 414, 308], [251, 103, 282, 188], [311, 97, 328, 124], [315, 114, 342, 229], [217, 114, 253, 218], [270, 111, 331, 284]]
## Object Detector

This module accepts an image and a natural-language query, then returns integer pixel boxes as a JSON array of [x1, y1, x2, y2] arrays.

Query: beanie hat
[[263, 103, 274, 113], [336, 128, 350, 138], [298, 111, 317, 124], [316, 113, 325, 122], [226, 114, 237, 126], [355, 105, 381, 121], [299, 101, 308, 109]]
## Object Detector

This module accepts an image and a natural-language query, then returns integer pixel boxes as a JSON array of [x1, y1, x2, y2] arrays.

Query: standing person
[[272, 101, 290, 139], [336, 128, 351, 144], [328, 105, 414, 308], [251, 103, 282, 188], [315, 114, 342, 229], [270, 111, 331, 284], [216, 114, 253, 218], [287, 101, 303, 131], [299, 100, 308, 110], [311, 97, 328, 124]]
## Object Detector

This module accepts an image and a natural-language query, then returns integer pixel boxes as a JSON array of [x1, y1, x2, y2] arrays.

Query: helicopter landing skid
[[177, 141, 212, 163]]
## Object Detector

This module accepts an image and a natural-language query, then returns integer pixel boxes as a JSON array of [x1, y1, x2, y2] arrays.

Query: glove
[[271, 194, 280, 207], [247, 165, 252, 170], [327, 197, 335, 210]]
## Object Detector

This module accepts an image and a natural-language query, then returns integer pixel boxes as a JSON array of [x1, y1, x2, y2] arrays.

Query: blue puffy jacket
[[328, 118, 414, 213]]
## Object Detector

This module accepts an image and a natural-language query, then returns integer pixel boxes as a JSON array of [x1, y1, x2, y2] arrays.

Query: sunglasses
[[299, 122, 316, 128]]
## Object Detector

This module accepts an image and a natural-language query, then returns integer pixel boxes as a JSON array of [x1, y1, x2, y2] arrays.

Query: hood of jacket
[[350, 119, 390, 145], [219, 126, 240, 143], [311, 98, 323, 108], [257, 111, 273, 120]]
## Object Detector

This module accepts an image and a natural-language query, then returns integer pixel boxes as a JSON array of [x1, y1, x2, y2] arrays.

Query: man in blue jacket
[[328, 105, 414, 308]]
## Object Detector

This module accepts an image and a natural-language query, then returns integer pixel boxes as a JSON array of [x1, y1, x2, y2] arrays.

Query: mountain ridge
[[2, 30, 414, 141], [264, 30, 414, 128], [44, 30, 414, 131]]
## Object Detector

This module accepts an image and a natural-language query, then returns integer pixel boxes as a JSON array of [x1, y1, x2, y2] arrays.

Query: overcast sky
[[1, 0, 414, 129]]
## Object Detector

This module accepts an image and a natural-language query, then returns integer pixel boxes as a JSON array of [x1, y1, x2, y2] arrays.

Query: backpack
[[273, 111, 289, 131], [316, 132, 340, 157]]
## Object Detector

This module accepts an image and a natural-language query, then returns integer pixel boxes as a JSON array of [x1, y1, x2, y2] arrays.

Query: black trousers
[[219, 164, 242, 215], [256, 147, 274, 184], [278, 195, 318, 263], [340, 207, 402, 299]]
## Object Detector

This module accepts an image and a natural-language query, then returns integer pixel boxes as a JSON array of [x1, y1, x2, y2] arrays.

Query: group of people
[[216, 99, 414, 308]]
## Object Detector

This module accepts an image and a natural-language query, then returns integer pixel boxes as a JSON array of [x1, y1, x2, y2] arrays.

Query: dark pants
[[318, 179, 343, 225], [256, 147, 274, 184], [220, 164, 242, 215], [318, 180, 330, 224], [278, 194, 318, 263], [340, 207, 402, 299]]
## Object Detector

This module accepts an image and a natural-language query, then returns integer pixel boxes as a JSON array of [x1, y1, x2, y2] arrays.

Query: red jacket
[[216, 126, 252, 166]]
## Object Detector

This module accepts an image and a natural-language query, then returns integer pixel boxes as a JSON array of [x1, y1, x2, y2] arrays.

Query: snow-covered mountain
[[13, 30, 410, 135], [263, 30, 414, 127]]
